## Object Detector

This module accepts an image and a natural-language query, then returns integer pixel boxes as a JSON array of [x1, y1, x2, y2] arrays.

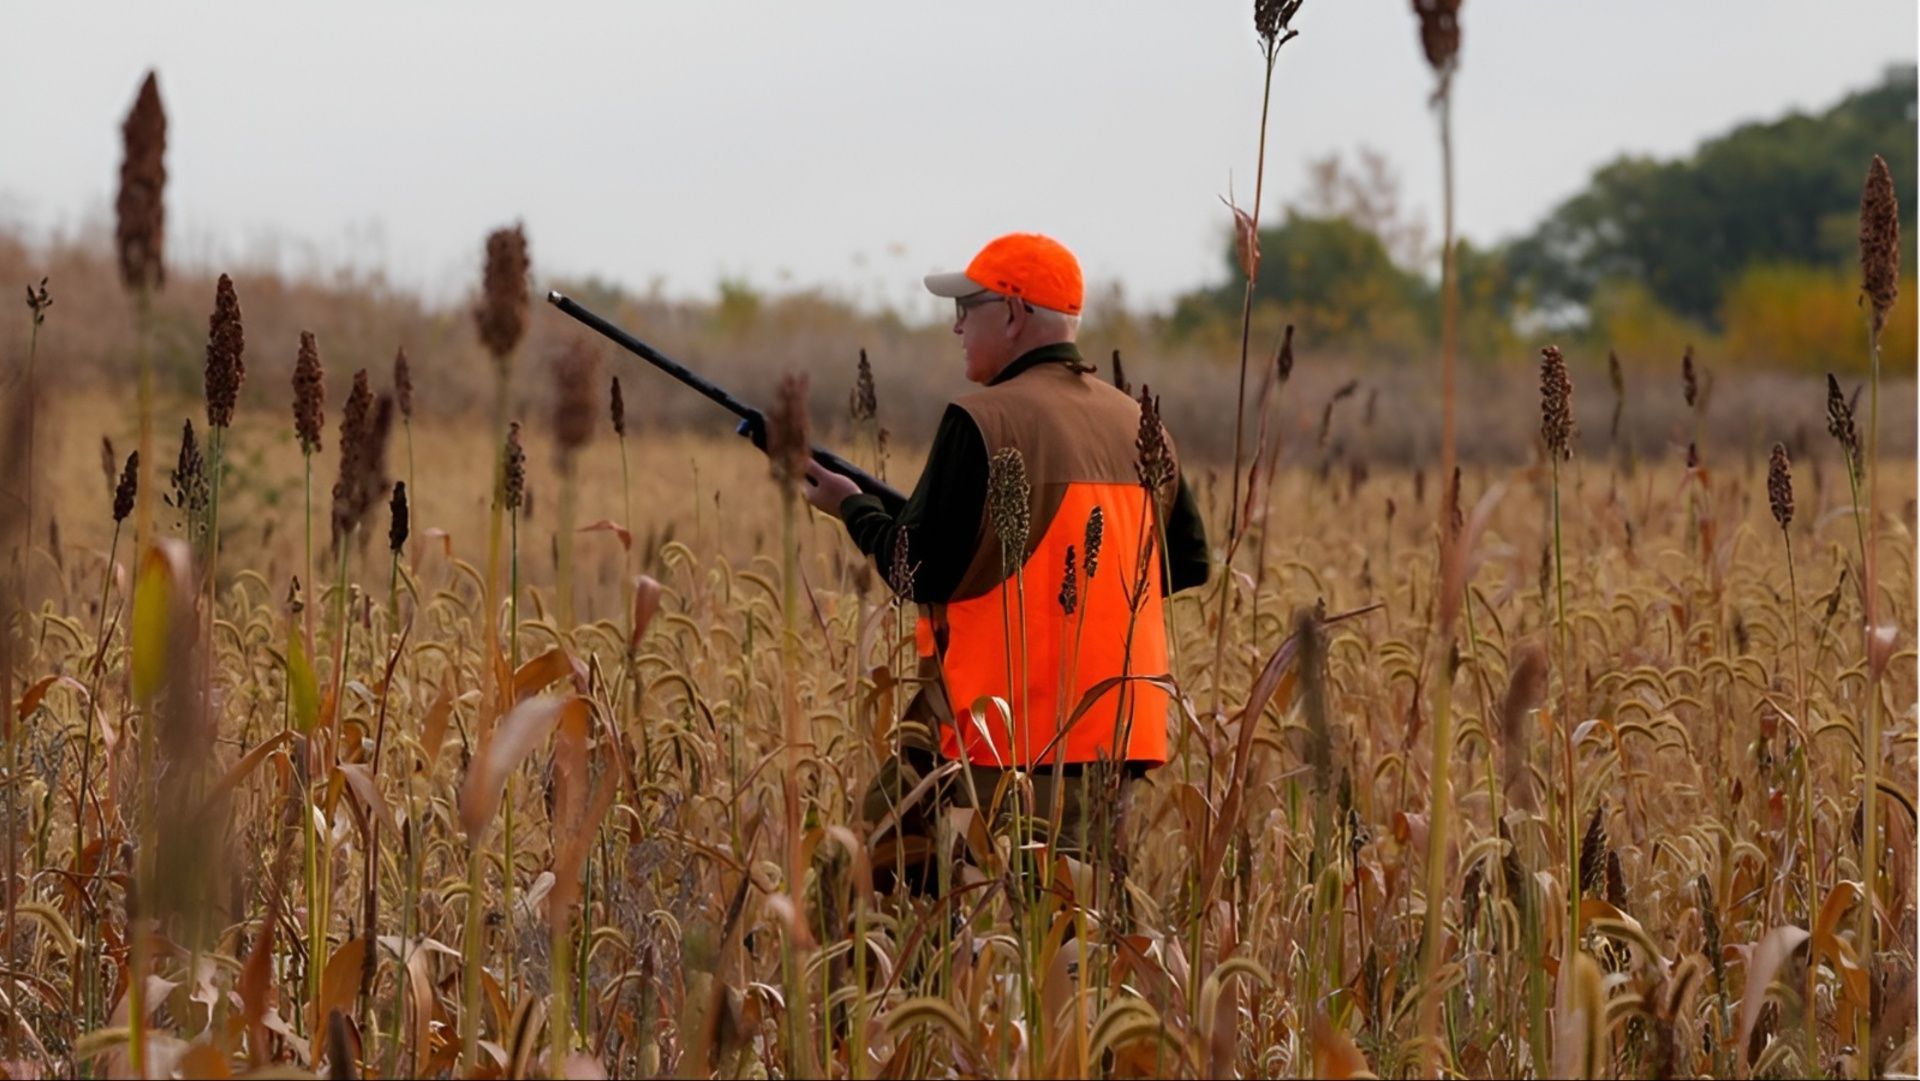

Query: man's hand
[[802, 459, 861, 518]]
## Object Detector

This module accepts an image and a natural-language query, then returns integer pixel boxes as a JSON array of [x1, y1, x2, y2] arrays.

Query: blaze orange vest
[[913, 361, 1177, 767]]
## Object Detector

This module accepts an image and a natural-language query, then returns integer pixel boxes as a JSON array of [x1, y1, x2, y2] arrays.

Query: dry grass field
[[0, 352, 1914, 1077], [1, 9, 1916, 1076]]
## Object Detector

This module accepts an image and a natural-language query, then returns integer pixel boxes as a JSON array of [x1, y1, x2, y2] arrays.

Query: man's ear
[[1004, 298, 1028, 339]]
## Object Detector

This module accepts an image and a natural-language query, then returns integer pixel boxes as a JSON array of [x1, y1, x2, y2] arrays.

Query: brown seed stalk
[[503, 422, 526, 513], [849, 349, 877, 423], [1826, 373, 1862, 482], [25, 277, 51, 325], [294, 331, 326, 456], [116, 71, 167, 294], [204, 273, 245, 429], [1411, 0, 1460, 73], [988, 447, 1032, 560], [551, 338, 598, 459], [330, 370, 373, 547], [1768, 443, 1794, 530], [1681, 345, 1698, 410], [389, 481, 409, 554], [1577, 802, 1607, 898], [475, 225, 530, 361], [766, 372, 812, 486], [1134, 385, 1175, 496], [610, 376, 627, 438], [1539, 345, 1574, 459], [1860, 154, 1902, 334], [114, 451, 139, 524], [1083, 505, 1105, 583], [1059, 544, 1078, 616], [170, 419, 208, 537], [394, 347, 413, 422]]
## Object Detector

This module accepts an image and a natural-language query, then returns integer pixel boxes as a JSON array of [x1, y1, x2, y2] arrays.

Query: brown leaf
[[314, 937, 368, 1053], [418, 677, 454, 775], [1220, 195, 1261, 280], [459, 696, 585, 839], [16, 674, 86, 720], [512, 646, 588, 704], [1312, 1011, 1376, 1079], [240, 916, 275, 1066], [336, 762, 398, 836], [1736, 926, 1810, 1070], [630, 574, 663, 652], [579, 519, 632, 552]]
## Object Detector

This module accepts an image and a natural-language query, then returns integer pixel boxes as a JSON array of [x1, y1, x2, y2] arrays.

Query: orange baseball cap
[[924, 233, 1083, 316]]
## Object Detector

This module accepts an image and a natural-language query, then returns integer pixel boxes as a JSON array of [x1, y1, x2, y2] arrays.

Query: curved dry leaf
[[1736, 925, 1810, 1070], [512, 646, 587, 703], [336, 762, 398, 836], [580, 519, 632, 552], [459, 695, 584, 839], [16, 674, 87, 720], [631, 574, 663, 652]]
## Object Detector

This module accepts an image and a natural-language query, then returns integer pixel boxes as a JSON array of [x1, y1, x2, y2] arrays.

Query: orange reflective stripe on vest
[[932, 481, 1169, 767]]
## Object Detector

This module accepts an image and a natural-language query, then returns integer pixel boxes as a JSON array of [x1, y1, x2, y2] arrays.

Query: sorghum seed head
[[1083, 505, 1104, 583], [475, 224, 530, 361], [330, 370, 373, 546], [767, 371, 812, 486], [1826, 373, 1862, 482], [170, 419, 208, 536], [1277, 323, 1295, 383], [114, 451, 139, 524], [294, 331, 325, 455], [394, 347, 413, 421], [610, 376, 627, 438], [1134, 386, 1175, 495], [552, 337, 598, 457], [850, 348, 877, 423], [1255, 0, 1303, 46], [1578, 802, 1608, 897], [988, 447, 1032, 562], [25, 277, 51, 325], [116, 71, 167, 294], [1539, 345, 1573, 460], [1411, 0, 1460, 73], [503, 422, 526, 513], [1860, 154, 1901, 334], [1110, 350, 1131, 396], [389, 481, 409, 554], [1059, 544, 1078, 615], [1768, 443, 1794, 530], [1681, 346, 1698, 409], [204, 273, 245, 429]]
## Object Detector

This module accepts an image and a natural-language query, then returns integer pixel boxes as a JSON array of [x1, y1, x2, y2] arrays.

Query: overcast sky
[[3, 2, 1914, 320]]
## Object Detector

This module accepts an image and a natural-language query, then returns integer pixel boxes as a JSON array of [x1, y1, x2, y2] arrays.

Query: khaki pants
[[861, 726, 1144, 895]]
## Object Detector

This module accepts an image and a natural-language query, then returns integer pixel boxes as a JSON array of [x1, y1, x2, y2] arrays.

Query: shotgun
[[547, 289, 903, 505]]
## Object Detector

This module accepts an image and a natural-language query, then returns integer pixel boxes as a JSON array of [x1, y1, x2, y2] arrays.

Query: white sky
[[2, 2, 1914, 320]]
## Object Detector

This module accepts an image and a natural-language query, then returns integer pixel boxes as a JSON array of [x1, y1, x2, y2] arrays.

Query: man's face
[[954, 290, 1016, 384]]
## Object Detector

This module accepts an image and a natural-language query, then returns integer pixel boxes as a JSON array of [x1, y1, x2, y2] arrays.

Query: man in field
[[802, 232, 1210, 892]]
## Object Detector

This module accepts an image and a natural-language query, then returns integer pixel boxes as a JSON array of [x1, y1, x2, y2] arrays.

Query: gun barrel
[[548, 290, 755, 421], [547, 289, 905, 506]]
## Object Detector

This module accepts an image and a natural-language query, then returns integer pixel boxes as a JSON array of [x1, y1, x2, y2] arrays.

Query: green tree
[[1508, 66, 1918, 324]]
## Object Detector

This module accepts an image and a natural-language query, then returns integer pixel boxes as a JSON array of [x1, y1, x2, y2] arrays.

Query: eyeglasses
[[954, 292, 1034, 323]]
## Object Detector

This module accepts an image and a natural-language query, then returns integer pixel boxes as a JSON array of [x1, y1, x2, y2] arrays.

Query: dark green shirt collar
[[988, 342, 1087, 387]]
